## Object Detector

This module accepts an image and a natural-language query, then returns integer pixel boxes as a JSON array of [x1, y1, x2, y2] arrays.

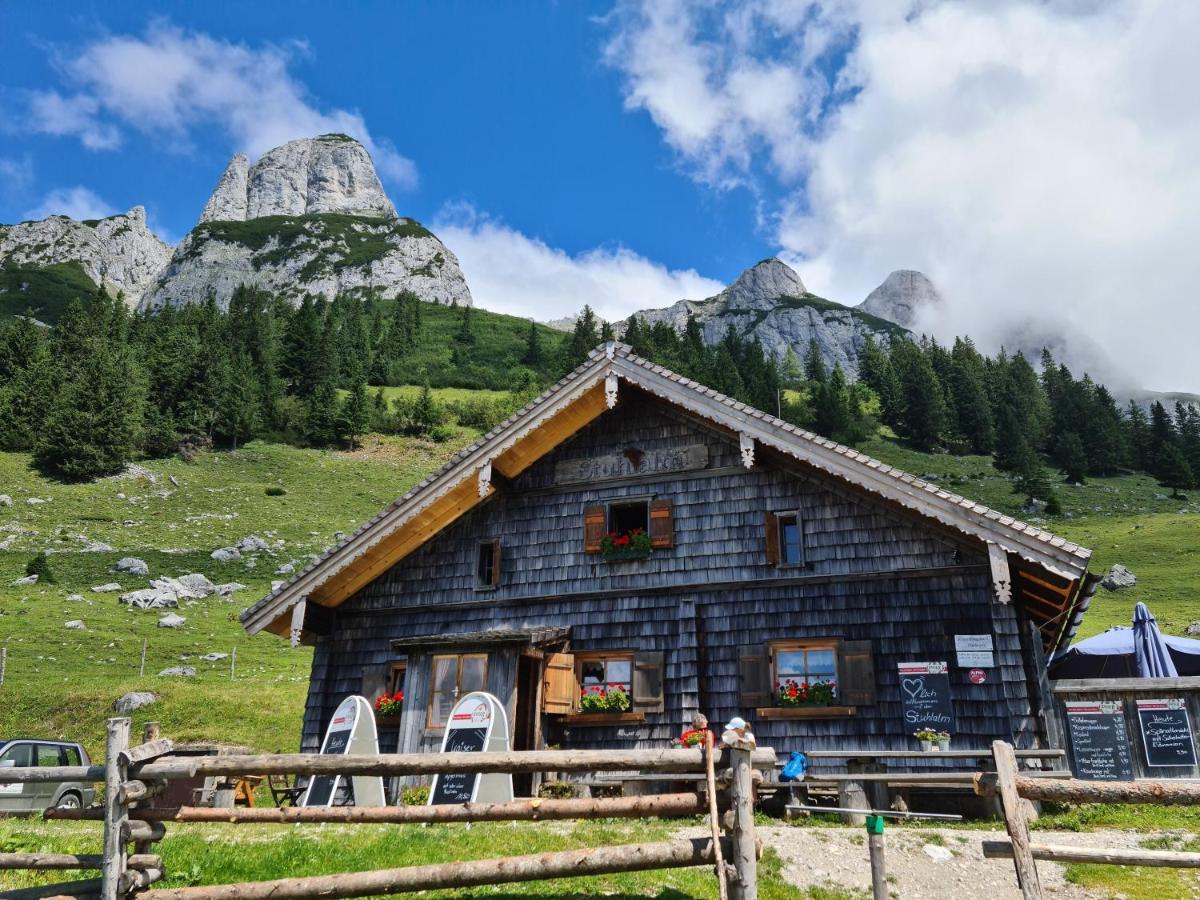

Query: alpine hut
[[241, 342, 1097, 775]]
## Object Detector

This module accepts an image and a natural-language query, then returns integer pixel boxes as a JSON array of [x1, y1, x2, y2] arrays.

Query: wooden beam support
[[983, 840, 1200, 868], [2, 877, 103, 899], [141, 837, 739, 900], [131, 747, 778, 780], [991, 741, 1042, 900], [975, 774, 1200, 805]]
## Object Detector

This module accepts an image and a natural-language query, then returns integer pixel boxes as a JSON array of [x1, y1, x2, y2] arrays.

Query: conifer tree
[[1155, 443, 1195, 497], [521, 319, 544, 368], [890, 339, 946, 451], [339, 377, 370, 449], [563, 306, 600, 370]]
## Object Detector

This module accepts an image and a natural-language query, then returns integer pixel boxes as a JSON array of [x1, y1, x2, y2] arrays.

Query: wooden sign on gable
[[555, 444, 708, 485]]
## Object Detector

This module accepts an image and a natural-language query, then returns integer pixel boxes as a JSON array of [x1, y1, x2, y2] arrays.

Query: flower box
[[602, 548, 650, 561], [599, 528, 652, 560], [758, 706, 856, 719], [562, 711, 646, 726]]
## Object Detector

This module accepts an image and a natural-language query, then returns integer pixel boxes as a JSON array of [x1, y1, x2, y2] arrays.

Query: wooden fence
[[975, 739, 1200, 900], [0, 717, 773, 900]]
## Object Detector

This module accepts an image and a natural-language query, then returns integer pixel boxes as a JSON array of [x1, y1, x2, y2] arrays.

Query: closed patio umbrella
[[1132, 601, 1179, 678]]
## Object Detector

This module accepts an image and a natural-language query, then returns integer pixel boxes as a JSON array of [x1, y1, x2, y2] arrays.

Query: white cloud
[[23, 186, 115, 221], [433, 204, 724, 323], [28, 24, 417, 188], [606, 0, 1200, 391]]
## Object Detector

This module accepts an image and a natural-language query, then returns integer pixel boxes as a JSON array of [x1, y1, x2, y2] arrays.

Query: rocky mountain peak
[[857, 269, 943, 329], [0, 206, 172, 306], [721, 258, 807, 311], [198, 134, 396, 224]]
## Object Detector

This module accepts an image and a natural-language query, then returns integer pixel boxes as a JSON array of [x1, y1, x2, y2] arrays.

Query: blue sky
[[1, 1, 1198, 389], [0, 2, 764, 287]]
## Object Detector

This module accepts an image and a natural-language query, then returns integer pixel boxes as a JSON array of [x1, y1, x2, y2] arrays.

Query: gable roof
[[241, 342, 1093, 649]]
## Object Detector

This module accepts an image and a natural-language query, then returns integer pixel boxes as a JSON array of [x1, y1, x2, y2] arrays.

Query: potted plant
[[776, 679, 837, 707], [672, 728, 710, 749], [913, 728, 937, 751], [374, 690, 403, 725], [579, 684, 632, 713], [936, 731, 951, 751], [599, 528, 652, 561]]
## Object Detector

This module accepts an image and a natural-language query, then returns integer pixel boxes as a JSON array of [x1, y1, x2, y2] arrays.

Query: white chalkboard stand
[[429, 691, 513, 807], [302, 695, 386, 807]]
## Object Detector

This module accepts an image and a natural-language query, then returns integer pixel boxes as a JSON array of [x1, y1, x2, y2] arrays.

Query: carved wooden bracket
[[605, 340, 616, 360], [989, 543, 1013, 604], [289, 598, 308, 648], [478, 460, 493, 498], [605, 370, 619, 409], [739, 432, 755, 469]]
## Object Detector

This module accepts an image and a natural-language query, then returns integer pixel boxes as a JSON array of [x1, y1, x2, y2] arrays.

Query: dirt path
[[681, 824, 1154, 898]]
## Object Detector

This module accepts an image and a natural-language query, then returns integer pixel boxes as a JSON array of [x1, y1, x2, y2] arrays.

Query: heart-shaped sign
[[901, 677, 925, 700]]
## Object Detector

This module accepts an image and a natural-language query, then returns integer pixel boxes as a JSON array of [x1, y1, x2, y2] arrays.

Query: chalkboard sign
[[305, 729, 351, 806], [897, 661, 956, 732], [429, 727, 488, 804], [1065, 700, 1134, 781], [429, 692, 513, 806], [1137, 699, 1198, 768]]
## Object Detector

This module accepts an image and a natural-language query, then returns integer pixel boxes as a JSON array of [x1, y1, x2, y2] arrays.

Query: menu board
[[897, 661, 956, 732], [1136, 699, 1198, 768], [1065, 701, 1134, 781], [428, 727, 488, 804], [304, 728, 350, 806]]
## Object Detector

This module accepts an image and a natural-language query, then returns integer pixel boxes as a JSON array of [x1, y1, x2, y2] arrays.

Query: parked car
[[0, 738, 95, 814]]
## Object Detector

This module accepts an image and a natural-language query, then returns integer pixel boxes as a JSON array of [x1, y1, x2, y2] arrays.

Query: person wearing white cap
[[721, 716, 756, 750]]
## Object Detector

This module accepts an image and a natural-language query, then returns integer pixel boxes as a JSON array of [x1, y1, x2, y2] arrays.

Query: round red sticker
[[969, 668, 987, 684]]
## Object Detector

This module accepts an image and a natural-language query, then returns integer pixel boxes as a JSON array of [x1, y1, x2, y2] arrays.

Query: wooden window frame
[[766, 509, 805, 567], [574, 650, 635, 711], [563, 649, 657, 725], [426, 653, 489, 730], [386, 661, 407, 697], [759, 639, 856, 719], [474, 539, 501, 591]]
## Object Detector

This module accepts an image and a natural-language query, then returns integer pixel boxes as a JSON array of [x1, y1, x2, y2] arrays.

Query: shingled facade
[[242, 343, 1098, 770]]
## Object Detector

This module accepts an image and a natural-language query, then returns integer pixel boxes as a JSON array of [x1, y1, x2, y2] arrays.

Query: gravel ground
[[681, 824, 1155, 899]]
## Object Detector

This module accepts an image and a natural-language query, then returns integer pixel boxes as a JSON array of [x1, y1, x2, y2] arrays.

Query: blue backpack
[[780, 750, 808, 782]]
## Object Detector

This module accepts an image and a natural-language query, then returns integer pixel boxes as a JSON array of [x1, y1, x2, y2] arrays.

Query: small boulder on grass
[[158, 612, 186, 629], [114, 557, 149, 577], [10, 574, 37, 586], [64, 620, 85, 630], [113, 691, 158, 713]]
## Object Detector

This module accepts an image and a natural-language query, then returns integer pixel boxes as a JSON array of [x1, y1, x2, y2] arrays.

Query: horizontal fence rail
[[983, 840, 1200, 869]]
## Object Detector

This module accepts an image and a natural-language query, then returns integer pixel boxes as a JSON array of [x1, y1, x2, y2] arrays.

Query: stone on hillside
[[64, 620, 85, 630], [236, 534, 270, 552], [0, 536, 15, 551], [114, 557, 150, 576], [26, 497, 47, 504], [10, 574, 37, 586], [215, 582, 246, 596], [177, 573, 218, 597], [201, 652, 229, 662], [157, 612, 186, 629], [1101, 564, 1137, 591], [922, 844, 954, 863], [211, 547, 241, 562], [66, 594, 86, 602], [120, 587, 179, 610], [113, 691, 158, 713], [1187, 622, 1200, 637], [92, 582, 123, 593], [158, 666, 196, 678], [275, 562, 295, 575], [0, 494, 11, 506]]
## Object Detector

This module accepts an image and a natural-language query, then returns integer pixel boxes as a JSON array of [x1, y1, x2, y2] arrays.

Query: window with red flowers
[[773, 641, 839, 706]]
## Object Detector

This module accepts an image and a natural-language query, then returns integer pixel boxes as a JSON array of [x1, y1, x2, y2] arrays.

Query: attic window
[[609, 501, 648, 537], [475, 540, 500, 590], [765, 510, 805, 567]]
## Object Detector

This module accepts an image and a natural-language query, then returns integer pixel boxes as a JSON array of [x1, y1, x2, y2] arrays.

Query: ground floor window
[[773, 641, 839, 705], [576, 652, 633, 712], [427, 653, 488, 728]]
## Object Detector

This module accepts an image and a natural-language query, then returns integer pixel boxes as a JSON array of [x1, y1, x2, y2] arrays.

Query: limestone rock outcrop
[[0, 206, 172, 307], [143, 134, 471, 310], [858, 270, 944, 330], [628, 258, 909, 378]]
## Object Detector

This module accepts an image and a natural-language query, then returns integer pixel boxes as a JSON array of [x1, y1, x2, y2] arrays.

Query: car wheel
[[56, 792, 82, 809]]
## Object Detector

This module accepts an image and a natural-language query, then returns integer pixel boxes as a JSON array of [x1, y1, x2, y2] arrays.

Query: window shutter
[[838, 640, 876, 706], [360, 663, 392, 704], [542, 652, 577, 715], [738, 645, 771, 708], [490, 539, 502, 587], [583, 505, 606, 554], [648, 499, 674, 549], [764, 512, 780, 566], [632, 651, 665, 713]]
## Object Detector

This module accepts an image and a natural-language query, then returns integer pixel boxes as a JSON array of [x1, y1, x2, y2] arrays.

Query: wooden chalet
[[241, 342, 1099, 774]]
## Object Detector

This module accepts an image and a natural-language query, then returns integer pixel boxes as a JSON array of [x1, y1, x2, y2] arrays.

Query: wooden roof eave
[[241, 364, 615, 636]]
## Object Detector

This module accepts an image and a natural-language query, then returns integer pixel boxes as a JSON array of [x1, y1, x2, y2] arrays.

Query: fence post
[[727, 747, 757, 900], [993, 740, 1042, 900], [866, 814, 887, 900], [0, 646, 6, 686], [101, 717, 132, 900]]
